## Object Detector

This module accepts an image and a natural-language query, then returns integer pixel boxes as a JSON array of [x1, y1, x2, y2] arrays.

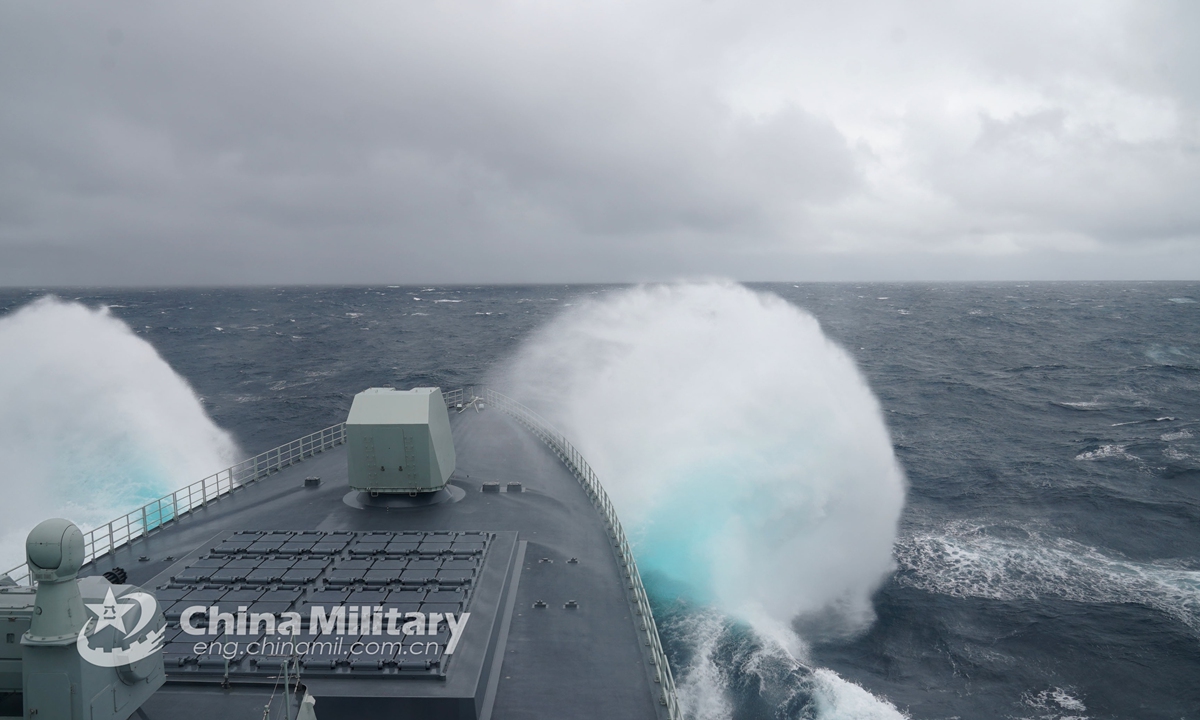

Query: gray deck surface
[[82, 408, 664, 720]]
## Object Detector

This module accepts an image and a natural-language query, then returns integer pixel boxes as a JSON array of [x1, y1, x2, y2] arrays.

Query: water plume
[[498, 281, 907, 638], [0, 297, 239, 570]]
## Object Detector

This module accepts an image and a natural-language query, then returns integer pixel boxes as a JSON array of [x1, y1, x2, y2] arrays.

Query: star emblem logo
[[85, 587, 137, 634]]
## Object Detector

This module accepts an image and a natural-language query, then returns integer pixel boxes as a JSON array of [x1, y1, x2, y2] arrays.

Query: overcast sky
[[2, 1, 1198, 284]]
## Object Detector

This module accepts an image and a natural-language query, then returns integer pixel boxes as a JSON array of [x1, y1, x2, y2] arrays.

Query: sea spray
[[500, 281, 906, 633], [0, 297, 239, 570], [499, 282, 908, 716]]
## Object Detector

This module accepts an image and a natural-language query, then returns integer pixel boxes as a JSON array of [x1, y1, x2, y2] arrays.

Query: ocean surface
[[1, 282, 1197, 719]]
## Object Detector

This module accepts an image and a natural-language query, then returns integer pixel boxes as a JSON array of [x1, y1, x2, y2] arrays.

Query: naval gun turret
[[9, 519, 165, 720], [346, 387, 456, 495]]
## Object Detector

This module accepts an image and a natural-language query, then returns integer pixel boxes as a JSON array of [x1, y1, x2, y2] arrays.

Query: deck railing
[[3, 423, 346, 586], [443, 387, 465, 407], [479, 388, 683, 720]]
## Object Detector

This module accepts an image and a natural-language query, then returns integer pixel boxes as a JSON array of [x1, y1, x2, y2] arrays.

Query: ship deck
[[81, 407, 666, 720]]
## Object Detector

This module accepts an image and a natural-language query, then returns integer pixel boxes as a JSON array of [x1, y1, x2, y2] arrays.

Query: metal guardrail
[[443, 387, 465, 407], [4, 423, 347, 586], [479, 388, 683, 720]]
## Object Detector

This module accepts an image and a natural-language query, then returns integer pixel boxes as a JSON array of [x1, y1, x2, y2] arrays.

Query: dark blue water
[[1, 283, 1197, 719]]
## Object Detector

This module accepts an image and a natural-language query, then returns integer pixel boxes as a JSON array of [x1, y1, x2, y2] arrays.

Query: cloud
[[0, 0, 1197, 283]]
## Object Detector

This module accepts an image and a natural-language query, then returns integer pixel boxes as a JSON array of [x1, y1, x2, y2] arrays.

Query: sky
[[1, 1, 1198, 284]]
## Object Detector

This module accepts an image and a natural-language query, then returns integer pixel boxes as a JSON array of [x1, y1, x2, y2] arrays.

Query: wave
[[0, 297, 239, 570], [1110, 417, 1175, 426], [1053, 401, 1102, 410], [894, 522, 1200, 634], [1019, 687, 1089, 720], [1074, 445, 1139, 461], [499, 281, 908, 718], [664, 605, 907, 720], [499, 281, 907, 634]]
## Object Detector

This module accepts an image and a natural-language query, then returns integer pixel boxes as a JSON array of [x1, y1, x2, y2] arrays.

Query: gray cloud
[[1, 1, 1197, 283]]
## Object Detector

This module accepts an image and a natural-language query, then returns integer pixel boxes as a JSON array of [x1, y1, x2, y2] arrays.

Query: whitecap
[[1075, 444, 1137, 461], [895, 523, 1200, 633], [1019, 686, 1089, 720]]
